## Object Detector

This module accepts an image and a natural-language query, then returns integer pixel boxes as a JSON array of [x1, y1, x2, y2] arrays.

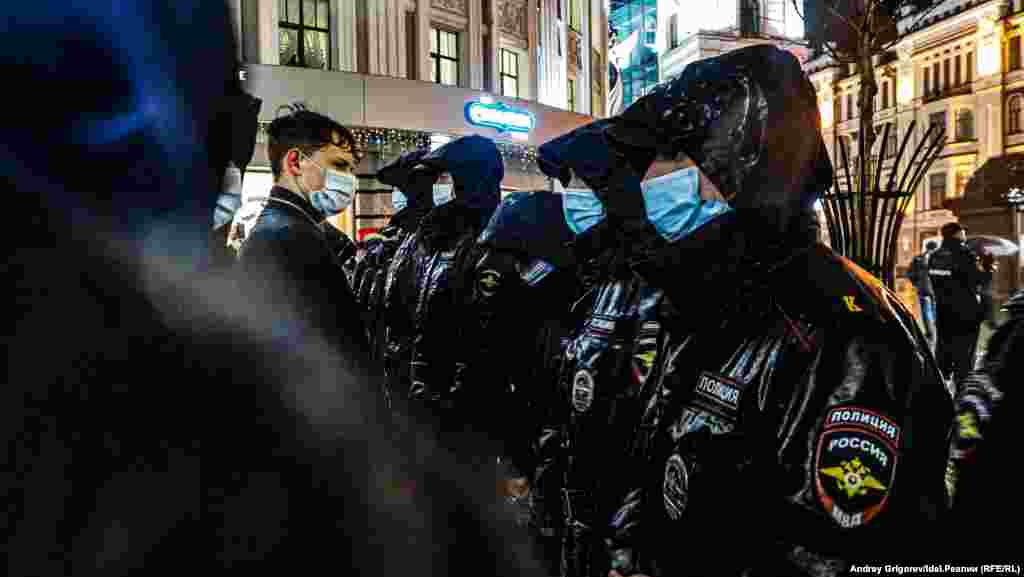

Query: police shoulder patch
[[815, 405, 900, 529], [571, 369, 595, 413]]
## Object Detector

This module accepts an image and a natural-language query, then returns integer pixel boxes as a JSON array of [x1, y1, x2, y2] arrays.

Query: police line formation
[[233, 46, 1022, 575]]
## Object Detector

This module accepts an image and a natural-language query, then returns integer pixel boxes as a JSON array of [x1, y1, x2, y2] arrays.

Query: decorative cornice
[[498, 0, 527, 42], [432, 0, 467, 16]]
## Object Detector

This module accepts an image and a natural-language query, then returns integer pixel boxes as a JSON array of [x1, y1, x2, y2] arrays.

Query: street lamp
[[1008, 187, 1024, 292]]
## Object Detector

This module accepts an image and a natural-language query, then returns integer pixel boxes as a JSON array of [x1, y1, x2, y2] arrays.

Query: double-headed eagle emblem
[[820, 457, 887, 499]]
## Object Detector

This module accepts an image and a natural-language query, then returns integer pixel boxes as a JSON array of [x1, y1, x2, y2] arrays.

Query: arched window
[[1010, 95, 1024, 134]]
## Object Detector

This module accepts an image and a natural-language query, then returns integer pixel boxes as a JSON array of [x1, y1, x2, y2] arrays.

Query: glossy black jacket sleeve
[[238, 223, 367, 353]]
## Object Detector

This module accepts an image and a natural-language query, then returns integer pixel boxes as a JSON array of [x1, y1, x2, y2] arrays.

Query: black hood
[[478, 191, 577, 270], [377, 148, 435, 233], [533, 46, 832, 322], [420, 135, 503, 230], [606, 44, 833, 237]]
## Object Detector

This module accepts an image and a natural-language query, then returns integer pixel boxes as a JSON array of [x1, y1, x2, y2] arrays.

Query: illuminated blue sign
[[464, 99, 535, 134]]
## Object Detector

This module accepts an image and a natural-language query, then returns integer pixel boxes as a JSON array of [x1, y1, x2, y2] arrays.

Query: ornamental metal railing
[[821, 120, 946, 288]]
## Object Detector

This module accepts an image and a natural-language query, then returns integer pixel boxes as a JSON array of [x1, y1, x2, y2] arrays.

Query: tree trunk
[[855, 2, 879, 268]]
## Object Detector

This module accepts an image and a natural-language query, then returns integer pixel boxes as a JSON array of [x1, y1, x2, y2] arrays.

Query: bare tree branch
[[823, 1, 864, 36], [861, 0, 876, 44]]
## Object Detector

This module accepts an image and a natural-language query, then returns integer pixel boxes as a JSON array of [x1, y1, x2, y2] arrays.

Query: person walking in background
[[907, 240, 939, 348], [928, 222, 993, 383]]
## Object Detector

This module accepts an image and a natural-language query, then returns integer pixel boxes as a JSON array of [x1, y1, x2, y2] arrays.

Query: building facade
[[805, 0, 1024, 312], [609, 0, 662, 113], [609, 0, 803, 114], [227, 0, 608, 238]]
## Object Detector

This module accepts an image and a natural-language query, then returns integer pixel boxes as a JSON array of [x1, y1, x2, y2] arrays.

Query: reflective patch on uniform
[[571, 369, 595, 413], [520, 258, 555, 286], [663, 453, 689, 521], [815, 406, 900, 529], [694, 372, 742, 413], [477, 269, 502, 297], [586, 315, 616, 336]]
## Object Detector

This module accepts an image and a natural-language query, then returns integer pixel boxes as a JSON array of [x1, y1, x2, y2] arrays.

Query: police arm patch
[[814, 406, 900, 529]]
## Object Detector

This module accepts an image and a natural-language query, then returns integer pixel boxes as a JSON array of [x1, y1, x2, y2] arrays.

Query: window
[[955, 54, 962, 86], [1011, 95, 1024, 134], [430, 28, 459, 86], [933, 61, 940, 93], [568, 0, 581, 32], [1011, 36, 1022, 71], [924, 67, 930, 96], [929, 173, 947, 209], [567, 78, 576, 112], [954, 169, 970, 199], [956, 109, 974, 140], [846, 93, 853, 120], [279, 0, 331, 69], [967, 52, 973, 82], [929, 111, 947, 139], [500, 49, 519, 98], [669, 14, 679, 50], [944, 58, 951, 90], [882, 81, 889, 109]]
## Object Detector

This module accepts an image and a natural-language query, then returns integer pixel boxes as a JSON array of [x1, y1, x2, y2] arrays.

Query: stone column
[[395, 0, 408, 78], [257, 0, 279, 65], [366, 0, 380, 74], [337, 0, 359, 72], [417, 0, 432, 81], [488, 0, 501, 95], [469, 0, 483, 89], [528, 0, 539, 102]]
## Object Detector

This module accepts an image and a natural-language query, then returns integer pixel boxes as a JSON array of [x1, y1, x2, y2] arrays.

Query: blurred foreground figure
[[946, 291, 1022, 563], [1, 2, 545, 574], [549, 45, 952, 576]]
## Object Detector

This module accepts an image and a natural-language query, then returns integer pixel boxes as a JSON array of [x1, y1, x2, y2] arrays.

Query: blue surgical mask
[[562, 187, 606, 235], [392, 189, 408, 212], [302, 153, 357, 217], [433, 183, 454, 207], [640, 167, 732, 242]]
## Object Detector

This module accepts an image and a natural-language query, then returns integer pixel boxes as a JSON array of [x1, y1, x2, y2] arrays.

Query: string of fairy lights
[[256, 122, 542, 175]]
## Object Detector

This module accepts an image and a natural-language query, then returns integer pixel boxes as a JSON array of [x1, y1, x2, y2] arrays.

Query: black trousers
[[935, 320, 981, 384]]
